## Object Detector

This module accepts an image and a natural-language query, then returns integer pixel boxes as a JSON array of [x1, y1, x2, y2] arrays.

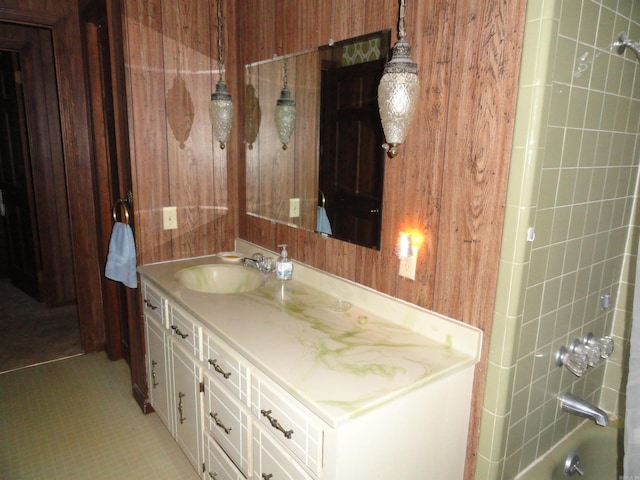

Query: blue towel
[[105, 222, 138, 288], [316, 206, 332, 235]]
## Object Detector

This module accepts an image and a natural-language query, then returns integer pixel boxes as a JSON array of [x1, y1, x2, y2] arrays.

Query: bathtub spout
[[559, 393, 609, 427]]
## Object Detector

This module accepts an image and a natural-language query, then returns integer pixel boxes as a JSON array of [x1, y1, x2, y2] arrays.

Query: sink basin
[[175, 264, 266, 294]]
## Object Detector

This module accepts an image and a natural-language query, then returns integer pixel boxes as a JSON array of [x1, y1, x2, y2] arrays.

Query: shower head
[[615, 32, 640, 62]]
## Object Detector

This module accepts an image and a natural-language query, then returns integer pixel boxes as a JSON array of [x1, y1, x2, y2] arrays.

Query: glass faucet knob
[[564, 352, 588, 377]]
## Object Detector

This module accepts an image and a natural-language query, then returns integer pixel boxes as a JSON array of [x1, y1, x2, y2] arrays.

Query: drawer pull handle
[[144, 299, 158, 310], [208, 473, 218, 479], [260, 409, 293, 439], [171, 325, 189, 339], [210, 412, 232, 434], [208, 359, 231, 379], [151, 360, 159, 388], [178, 392, 186, 424], [261, 474, 273, 480]]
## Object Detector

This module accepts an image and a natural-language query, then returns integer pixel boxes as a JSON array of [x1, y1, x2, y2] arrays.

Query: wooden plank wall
[[121, 0, 237, 266]]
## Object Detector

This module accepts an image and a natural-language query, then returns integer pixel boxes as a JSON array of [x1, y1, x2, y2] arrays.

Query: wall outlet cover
[[399, 254, 417, 280], [163, 206, 178, 230]]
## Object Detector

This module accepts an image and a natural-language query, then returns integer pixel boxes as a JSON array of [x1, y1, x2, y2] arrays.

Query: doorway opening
[[0, 37, 82, 373]]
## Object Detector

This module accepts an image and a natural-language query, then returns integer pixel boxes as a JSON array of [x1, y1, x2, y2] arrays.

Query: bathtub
[[516, 419, 622, 479]]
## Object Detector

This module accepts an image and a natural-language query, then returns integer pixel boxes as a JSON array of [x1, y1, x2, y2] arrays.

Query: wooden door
[[0, 51, 40, 298], [319, 58, 386, 250]]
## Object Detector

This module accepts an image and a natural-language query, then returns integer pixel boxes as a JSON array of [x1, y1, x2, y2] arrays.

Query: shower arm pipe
[[615, 32, 640, 62]]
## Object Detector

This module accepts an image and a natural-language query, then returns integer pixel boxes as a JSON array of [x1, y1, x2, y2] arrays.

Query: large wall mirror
[[244, 30, 390, 250]]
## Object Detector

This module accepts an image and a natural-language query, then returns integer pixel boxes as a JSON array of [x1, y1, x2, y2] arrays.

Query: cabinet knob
[[177, 392, 186, 424], [208, 359, 231, 379], [151, 360, 159, 388], [144, 299, 158, 310], [171, 325, 189, 339], [260, 409, 293, 439], [261, 474, 273, 480]]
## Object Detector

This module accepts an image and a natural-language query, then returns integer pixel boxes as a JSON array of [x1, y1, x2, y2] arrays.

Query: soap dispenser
[[276, 244, 293, 281]]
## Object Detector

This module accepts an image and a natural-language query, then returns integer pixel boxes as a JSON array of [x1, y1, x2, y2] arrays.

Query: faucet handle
[[556, 346, 588, 377]]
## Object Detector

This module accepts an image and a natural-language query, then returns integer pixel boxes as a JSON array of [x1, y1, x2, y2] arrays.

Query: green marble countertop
[[138, 239, 482, 427]]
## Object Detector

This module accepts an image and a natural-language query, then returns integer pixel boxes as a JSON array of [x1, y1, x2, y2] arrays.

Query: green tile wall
[[476, 0, 640, 478]]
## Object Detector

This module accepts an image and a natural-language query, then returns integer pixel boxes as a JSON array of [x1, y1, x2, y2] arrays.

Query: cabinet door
[[145, 315, 172, 432], [171, 339, 203, 472]]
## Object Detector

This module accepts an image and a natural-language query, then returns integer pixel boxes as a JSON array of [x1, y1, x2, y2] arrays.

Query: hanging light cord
[[216, 0, 225, 80], [283, 58, 289, 88], [398, 0, 407, 40]]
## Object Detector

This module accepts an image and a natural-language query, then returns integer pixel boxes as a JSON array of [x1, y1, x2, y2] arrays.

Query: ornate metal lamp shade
[[274, 59, 296, 150], [378, 1, 419, 158], [210, 78, 233, 149]]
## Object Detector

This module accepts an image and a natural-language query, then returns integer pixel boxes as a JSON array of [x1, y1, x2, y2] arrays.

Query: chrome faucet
[[559, 393, 609, 427], [243, 253, 274, 273]]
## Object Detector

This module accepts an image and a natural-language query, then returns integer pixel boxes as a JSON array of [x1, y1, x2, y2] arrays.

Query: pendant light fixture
[[377, 0, 419, 158], [209, 0, 233, 149], [274, 58, 296, 150]]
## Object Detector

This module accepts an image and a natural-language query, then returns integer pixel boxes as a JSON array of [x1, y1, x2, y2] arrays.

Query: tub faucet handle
[[564, 452, 584, 476]]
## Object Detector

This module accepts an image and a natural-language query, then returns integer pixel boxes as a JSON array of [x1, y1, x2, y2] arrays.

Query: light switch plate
[[163, 206, 177, 230], [289, 198, 300, 218]]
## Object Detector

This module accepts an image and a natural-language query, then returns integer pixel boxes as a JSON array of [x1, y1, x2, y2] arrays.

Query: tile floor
[[0, 353, 200, 479]]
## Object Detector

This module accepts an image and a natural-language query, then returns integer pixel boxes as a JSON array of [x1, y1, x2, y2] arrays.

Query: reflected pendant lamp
[[210, 0, 233, 149], [378, 0, 419, 158], [274, 59, 296, 150]]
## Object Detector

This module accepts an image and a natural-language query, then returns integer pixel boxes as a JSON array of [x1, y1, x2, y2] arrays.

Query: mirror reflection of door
[[0, 51, 41, 299], [319, 57, 386, 250]]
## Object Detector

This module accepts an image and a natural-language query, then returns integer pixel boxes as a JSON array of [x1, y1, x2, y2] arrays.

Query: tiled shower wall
[[475, 0, 640, 478]]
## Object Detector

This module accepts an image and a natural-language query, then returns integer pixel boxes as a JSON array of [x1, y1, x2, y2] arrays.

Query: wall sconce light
[[209, 0, 233, 149], [394, 232, 413, 259], [274, 58, 296, 150], [377, 0, 419, 158]]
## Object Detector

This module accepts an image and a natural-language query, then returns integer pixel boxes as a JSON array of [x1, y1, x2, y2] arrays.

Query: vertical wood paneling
[[162, 0, 215, 257], [123, 0, 172, 263], [122, 0, 237, 264]]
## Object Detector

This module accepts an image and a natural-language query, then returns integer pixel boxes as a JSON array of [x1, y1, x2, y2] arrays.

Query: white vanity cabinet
[[139, 246, 481, 480]]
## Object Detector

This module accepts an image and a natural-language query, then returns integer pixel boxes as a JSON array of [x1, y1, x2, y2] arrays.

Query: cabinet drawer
[[142, 282, 164, 325], [251, 373, 324, 477], [204, 434, 245, 480], [203, 372, 251, 476], [253, 422, 314, 480], [202, 329, 250, 404], [168, 303, 201, 358]]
